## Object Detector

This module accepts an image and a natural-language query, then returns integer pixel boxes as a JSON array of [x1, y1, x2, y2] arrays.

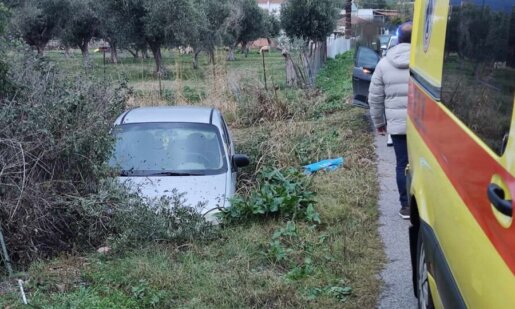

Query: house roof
[[337, 16, 369, 26]]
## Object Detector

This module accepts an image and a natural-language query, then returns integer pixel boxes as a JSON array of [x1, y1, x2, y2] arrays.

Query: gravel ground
[[375, 134, 417, 309]]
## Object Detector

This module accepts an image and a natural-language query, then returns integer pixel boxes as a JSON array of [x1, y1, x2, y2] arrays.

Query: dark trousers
[[391, 135, 408, 208]]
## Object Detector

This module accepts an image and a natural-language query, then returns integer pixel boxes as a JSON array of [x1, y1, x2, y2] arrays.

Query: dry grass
[[1, 50, 385, 308], [197, 58, 239, 120]]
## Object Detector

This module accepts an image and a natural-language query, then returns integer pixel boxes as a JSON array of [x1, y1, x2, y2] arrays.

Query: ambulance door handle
[[487, 184, 513, 217]]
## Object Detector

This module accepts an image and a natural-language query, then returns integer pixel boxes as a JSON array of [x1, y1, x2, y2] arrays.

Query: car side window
[[441, 0, 514, 155], [220, 115, 231, 148]]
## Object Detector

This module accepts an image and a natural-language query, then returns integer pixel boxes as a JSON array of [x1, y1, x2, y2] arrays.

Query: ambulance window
[[441, 0, 514, 155]]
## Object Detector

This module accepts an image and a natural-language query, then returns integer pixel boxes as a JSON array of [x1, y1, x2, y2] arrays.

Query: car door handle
[[487, 184, 513, 217]]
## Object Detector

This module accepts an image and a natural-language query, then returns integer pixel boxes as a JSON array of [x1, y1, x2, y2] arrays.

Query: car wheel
[[417, 231, 435, 309]]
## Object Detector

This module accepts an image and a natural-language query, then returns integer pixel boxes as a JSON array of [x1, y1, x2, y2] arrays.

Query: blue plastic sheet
[[303, 157, 344, 175]]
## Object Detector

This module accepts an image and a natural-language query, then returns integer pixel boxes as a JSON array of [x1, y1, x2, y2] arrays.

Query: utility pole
[[345, 0, 352, 39]]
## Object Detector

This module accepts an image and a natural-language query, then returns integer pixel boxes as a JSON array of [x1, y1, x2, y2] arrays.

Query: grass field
[[0, 48, 384, 308]]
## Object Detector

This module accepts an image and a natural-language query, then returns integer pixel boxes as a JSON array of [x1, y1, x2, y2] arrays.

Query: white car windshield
[[110, 123, 227, 176]]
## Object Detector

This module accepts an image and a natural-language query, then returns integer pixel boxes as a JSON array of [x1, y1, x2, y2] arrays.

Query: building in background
[[256, 0, 284, 16]]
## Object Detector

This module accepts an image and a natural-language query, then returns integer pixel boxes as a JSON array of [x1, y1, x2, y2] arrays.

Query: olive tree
[[9, 0, 68, 56], [110, 0, 148, 59], [264, 13, 280, 40], [281, 0, 339, 86], [187, 0, 230, 68], [143, 0, 198, 75], [110, 0, 197, 74], [223, 0, 268, 61], [93, 0, 128, 64], [59, 0, 99, 66]]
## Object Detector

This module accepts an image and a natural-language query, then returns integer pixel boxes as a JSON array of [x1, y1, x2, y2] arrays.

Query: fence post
[[262, 51, 268, 91]]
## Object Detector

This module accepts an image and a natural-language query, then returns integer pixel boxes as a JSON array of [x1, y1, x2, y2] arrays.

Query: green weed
[[222, 168, 318, 223]]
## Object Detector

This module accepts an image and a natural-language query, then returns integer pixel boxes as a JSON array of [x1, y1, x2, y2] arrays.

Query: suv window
[[441, 0, 515, 155]]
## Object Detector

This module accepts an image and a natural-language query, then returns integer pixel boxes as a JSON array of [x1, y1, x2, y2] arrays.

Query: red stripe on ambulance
[[408, 80, 515, 275]]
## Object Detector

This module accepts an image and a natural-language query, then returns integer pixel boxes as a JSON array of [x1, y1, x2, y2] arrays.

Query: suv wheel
[[417, 231, 435, 309]]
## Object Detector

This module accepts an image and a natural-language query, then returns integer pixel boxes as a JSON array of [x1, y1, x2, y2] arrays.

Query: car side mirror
[[233, 154, 250, 168]]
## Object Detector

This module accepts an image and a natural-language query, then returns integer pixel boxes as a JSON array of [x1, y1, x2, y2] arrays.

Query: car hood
[[119, 174, 228, 216]]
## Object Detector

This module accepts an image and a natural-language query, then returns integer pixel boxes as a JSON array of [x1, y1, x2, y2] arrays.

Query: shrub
[[232, 80, 326, 127], [0, 47, 130, 266], [107, 186, 216, 251], [0, 48, 218, 268], [235, 85, 291, 126]]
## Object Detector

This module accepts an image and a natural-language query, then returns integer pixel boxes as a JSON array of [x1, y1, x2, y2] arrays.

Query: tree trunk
[[143, 48, 150, 59], [126, 48, 139, 59], [192, 48, 202, 69], [282, 49, 300, 88], [227, 47, 236, 61], [241, 41, 249, 58], [311, 42, 323, 76], [79, 42, 90, 67], [148, 42, 165, 75], [345, 0, 352, 39], [208, 49, 215, 65], [109, 42, 118, 64], [64, 47, 72, 58], [302, 49, 314, 88], [36, 44, 45, 57], [321, 41, 327, 64]]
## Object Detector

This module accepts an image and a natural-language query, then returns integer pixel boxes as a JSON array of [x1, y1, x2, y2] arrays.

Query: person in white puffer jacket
[[369, 22, 412, 219]]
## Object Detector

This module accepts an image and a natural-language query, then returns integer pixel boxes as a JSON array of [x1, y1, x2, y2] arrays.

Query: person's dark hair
[[398, 22, 413, 44]]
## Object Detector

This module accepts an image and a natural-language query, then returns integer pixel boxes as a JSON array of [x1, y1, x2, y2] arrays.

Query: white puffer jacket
[[368, 43, 411, 135]]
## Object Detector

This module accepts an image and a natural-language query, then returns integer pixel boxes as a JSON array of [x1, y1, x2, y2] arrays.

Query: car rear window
[[356, 47, 380, 68]]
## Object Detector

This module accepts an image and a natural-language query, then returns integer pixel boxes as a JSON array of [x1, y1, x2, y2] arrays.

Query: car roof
[[114, 106, 217, 125]]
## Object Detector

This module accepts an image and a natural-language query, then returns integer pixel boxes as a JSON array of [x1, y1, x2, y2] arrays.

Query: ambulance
[[407, 0, 515, 307]]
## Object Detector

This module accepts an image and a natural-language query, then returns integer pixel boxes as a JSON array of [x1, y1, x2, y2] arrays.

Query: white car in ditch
[[109, 106, 249, 222]]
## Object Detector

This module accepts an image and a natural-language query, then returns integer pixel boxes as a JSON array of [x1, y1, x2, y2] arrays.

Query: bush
[[0, 47, 129, 266], [106, 185, 215, 251], [235, 85, 291, 126], [233, 82, 325, 127], [0, 46, 221, 270], [0, 46, 219, 270]]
